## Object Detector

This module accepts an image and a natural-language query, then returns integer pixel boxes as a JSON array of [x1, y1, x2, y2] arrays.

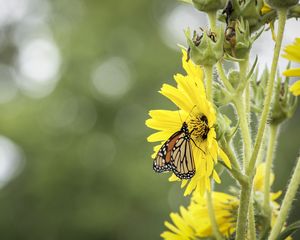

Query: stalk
[[204, 65, 214, 102], [235, 181, 251, 240], [206, 190, 223, 240], [268, 155, 300, 240], [234, 98, 252, 171], [216, 62, 234, 92], [247, 8, 288, 176], [263, 125, 279, 225]]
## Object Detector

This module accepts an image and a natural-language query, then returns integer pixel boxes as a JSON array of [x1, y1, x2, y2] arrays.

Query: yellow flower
[[146, 50, 231, 196], [161, 192, 238, 240], [161, 163, 284, 240], [282, 38, 300, 96]]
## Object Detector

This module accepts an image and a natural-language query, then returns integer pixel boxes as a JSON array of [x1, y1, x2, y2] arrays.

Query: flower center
[[189, 114, 210, 141]]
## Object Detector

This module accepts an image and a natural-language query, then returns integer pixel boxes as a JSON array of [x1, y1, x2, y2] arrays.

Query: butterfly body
[[153, 122, 196, 179]]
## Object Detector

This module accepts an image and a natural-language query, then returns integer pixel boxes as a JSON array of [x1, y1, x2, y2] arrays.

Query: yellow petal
[[147, 131, 173, 142], [160, 84, 193, 112], [283, 68, 300, 77], [290, 80, 300, 96], [213, 170, 221, 184], [219, 148, 232, 169]]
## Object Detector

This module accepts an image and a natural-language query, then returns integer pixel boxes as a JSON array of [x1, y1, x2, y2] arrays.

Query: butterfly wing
[[153, 131, 182, 173], [153, 130, 196, 180], [170, 133, 195, 179]]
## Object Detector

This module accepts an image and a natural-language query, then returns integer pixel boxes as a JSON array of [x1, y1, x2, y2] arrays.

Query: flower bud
[[265, 0, 299, 9], [185, 27, 224, 66], [192, 0, 227, 12], [215, 112, 238, 142], [222, 0, 264, 32], [251, 68, 268, 114], [228, 70, 240, 88], [224, 19, 253, 59], [213, 82, 232, 107], [269, 77, 298, 125]]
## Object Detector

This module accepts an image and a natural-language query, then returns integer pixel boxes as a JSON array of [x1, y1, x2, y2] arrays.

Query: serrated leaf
[[276, 220, 300, 240]]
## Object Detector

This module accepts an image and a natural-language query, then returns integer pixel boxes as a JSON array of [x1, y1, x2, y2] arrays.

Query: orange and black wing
[[153, 131, 182, 173], [170, 133, 195, 179], [153, 130, 195, 179]]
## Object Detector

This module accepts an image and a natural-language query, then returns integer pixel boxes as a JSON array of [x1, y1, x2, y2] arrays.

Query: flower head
[[161, 163, 284, 240], [146, 50, 231, 196], [282, 37, 300, 96]]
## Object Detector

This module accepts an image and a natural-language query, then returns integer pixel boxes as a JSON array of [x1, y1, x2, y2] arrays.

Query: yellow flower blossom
[[161, 163, 285, 240], [146, 50, 231, 196], [282, 37, 300, 96]]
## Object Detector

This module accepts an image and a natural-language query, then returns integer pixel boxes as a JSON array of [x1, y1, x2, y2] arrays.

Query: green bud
[[222, 0, 264, 32], [224, 19, 254, 59], [265, 0, 299, 9], [228, 70, 240, 89], [251, 68, 268, 114], [213, 82, 232, 107], [185, 27, 224, 66], [289, 4, 300, 18], [269, 76, 298, 125], [192, 0, 227, 12], [215, 112, 239, 142]]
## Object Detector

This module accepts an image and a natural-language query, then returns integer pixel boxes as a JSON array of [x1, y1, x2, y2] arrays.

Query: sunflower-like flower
[[161, 163, 283, 240], [282, 37, 300, 96], [146, 50, 231, 196]]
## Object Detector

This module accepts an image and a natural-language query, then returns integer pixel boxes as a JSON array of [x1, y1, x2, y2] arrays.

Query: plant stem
[[220, 140, 247, 185], [234, 98, 252, 171], [268, 154, 300, 240], [245, 82, 251, 122], [207, 11, 217, 31], [204, 65, 214, 102], [235, 181, 251, 240], [263, 124, 279, 224], [216, 62, 234, 92], [248, 198, 256, 240], [206, 190, 223, 240], [247, 8, 288, 176]]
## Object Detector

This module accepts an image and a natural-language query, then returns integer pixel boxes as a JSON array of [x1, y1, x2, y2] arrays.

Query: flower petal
[[290, 80, 300, 96]]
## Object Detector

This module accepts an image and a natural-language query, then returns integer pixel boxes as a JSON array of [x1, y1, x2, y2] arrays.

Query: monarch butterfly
[[153, 122, 196, 179]]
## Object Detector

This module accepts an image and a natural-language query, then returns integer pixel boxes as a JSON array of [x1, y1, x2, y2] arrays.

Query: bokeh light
[[0, 136, 24, 188]]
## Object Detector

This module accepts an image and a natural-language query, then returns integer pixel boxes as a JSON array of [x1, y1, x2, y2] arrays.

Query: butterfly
[[153, 122, 196, 179]]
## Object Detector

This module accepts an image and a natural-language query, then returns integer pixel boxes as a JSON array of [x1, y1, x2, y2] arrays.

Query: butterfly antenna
[[183, 105, 197, 123], [177, 109, 183, 124]]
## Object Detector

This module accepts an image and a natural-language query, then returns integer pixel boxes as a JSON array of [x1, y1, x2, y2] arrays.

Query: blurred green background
[[0, 0, 299, 239]]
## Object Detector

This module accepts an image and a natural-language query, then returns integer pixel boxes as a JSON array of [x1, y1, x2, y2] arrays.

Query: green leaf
[[276, 220, 300, 240]]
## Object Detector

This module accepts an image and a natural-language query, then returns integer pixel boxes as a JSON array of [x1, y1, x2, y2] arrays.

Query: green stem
[[248, 197, 256, 240], [235, 181, 251, 240], [216, 62, 234, 92], [207, 11, 217, 31], [245, 82, 251, 122], [236, 54, 250, 94], [263, 125, 279, 224], [268, 154, 300, 240], [204, 65, 214, 102], [220, 140, 247, 185], [256, 128, 268, 166], [234, 98, 252, 171], [206, 190, 223, 240], [247, 8, 287, 176]]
